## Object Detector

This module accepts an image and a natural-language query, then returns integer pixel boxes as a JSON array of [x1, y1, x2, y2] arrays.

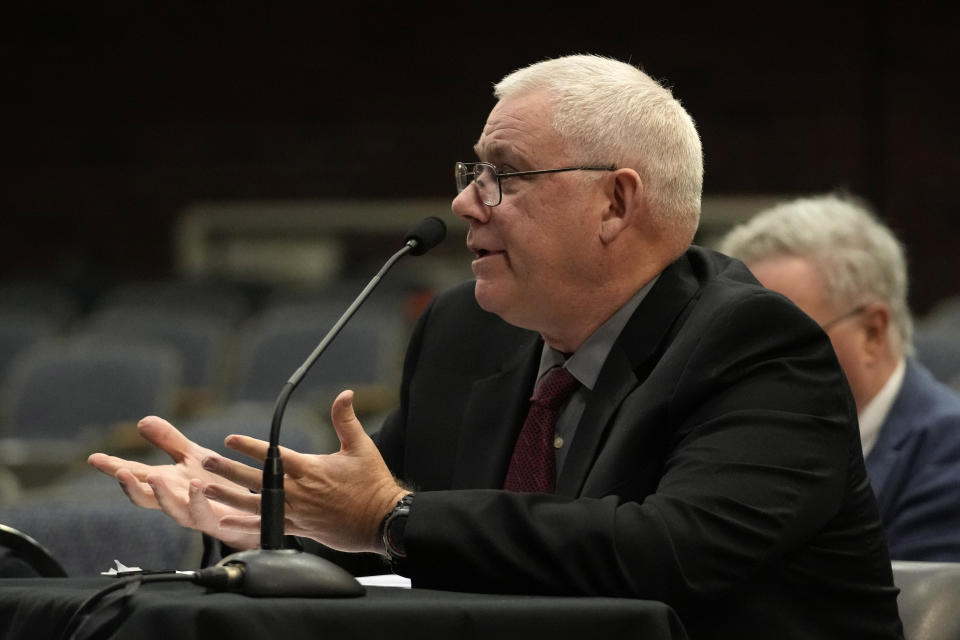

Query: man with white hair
[[91, 57, 902, 638], [721, 193, 960, 561]]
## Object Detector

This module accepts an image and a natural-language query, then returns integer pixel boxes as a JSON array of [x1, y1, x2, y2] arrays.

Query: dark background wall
[[3, 3, 958, 312]]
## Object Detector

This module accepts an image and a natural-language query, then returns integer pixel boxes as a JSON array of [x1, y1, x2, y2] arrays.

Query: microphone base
[[216, 548, 366, 597]]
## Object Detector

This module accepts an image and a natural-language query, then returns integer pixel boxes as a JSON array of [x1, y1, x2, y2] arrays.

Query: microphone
[[404, 215, 447, 255], [215, 216, 447, 597]]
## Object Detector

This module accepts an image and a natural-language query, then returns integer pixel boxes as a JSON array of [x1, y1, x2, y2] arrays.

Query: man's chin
[[473, 280, 497, 312], [473, 280, 511, 316], [473, 281, 532, 330]]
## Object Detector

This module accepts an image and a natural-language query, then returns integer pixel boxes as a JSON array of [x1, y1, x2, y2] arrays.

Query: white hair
[[719, 194, 914, 355], [494, 54, 703, 246]]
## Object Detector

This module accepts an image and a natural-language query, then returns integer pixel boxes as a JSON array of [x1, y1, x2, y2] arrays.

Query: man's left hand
[[202, 389, 409, 554]]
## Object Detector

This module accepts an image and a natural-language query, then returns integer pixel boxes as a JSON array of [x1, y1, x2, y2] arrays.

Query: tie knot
[[531, 366, 580, 409]]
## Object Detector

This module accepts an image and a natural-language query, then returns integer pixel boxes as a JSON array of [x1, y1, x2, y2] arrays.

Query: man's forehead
[[747, 254, 835, 315], [472, 94, 559, 163], [472, 140, 511, 162], [472, 127, 540, 164]]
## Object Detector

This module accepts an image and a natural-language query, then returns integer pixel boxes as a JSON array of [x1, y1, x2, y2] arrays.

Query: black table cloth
[[0, 577, 688, 640]]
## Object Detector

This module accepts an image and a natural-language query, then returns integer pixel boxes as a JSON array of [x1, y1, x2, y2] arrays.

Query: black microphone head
[[404, 216, 447, 255]]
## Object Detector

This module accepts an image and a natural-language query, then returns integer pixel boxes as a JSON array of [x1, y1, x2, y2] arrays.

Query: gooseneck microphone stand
[[213, 216, 447, 597]]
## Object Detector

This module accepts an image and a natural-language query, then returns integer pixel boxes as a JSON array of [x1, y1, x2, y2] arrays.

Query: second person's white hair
[[720, 193, 914, 355]]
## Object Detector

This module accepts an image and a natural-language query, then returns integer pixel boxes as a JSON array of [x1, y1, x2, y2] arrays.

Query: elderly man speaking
[[90, 55, 903, 639]]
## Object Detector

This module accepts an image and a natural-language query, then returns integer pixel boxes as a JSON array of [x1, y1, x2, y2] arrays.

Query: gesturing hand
[[202, 389, 409, 554], [87, 416, 261, 551]]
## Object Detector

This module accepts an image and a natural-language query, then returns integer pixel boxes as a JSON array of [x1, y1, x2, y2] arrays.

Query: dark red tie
[[504, 366, 580, 493]]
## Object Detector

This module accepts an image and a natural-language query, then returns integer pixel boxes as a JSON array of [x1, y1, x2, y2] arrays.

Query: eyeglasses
[[455, 161, 615, 207], [820, 304, 869, 331]]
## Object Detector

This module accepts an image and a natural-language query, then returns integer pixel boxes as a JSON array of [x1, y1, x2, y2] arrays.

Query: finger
[[223, 434, 270, 463], [145, 472, 192, 526], [88, 453, 163, 481], [88, 452, 128, 476], [136, 416, 201, 462], [223, 435, 312, 477], [187, 480, 220, 524], [219, 515, 262, 533], [188, 481, 259, 549], [201, 454, 263, 491], [203, 482, 262, 514], [187, 480, 228, 531], [115, 468, 160, 510], [330, 389, 368, 451]]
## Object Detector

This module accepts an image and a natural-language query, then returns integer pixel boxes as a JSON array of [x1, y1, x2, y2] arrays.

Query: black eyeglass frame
[[455, 161, 616, 207]]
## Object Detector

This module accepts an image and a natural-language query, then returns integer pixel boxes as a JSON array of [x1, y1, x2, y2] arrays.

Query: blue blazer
[[866, 359, 960, 560]]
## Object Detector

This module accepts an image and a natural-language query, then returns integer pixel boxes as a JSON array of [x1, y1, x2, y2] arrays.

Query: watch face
[[383, 495, 413, 560], [387, 515, 407, 557]]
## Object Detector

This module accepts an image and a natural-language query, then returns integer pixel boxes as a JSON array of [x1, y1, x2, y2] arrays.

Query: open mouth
[[474, 249, 506, 260]]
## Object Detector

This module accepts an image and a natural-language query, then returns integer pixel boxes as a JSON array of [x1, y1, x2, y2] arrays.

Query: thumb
[[330, 389, 368, 452]]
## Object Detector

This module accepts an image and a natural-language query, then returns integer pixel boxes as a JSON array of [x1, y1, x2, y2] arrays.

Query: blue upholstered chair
[[0, 342, 182, 489]]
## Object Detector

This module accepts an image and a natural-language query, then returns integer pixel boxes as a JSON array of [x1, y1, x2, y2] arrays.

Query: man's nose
[[452, 185, 491, 225]]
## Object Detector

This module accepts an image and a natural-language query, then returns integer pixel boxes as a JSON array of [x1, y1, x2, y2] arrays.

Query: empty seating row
[[0, 398, 338, 576], [0, 278, 428, 496]]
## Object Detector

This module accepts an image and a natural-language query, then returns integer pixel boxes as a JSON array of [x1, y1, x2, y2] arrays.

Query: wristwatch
[[380, 493, 414, 572]]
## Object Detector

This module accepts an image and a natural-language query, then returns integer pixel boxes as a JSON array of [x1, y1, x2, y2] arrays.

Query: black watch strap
[[380, 494, 414, 573]]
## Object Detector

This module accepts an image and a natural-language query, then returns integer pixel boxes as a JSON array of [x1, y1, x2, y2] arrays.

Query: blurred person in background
[[721, 193, 960, 560]]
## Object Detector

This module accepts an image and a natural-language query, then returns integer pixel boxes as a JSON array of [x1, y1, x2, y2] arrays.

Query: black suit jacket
[[366, 246, 902, 639]]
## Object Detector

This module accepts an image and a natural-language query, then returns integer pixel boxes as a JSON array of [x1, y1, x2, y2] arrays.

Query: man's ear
[[600, 168, 643, 245], [861, 302, 891, 361]]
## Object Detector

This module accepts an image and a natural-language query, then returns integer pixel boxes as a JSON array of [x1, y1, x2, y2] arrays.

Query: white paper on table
[[356, 574, 412, 588], [100, 559, 143, 575]]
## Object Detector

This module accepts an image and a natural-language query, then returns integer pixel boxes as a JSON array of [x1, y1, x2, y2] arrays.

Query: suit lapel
[[451, 335, 541, 489], [556, 346, 637, 496], [865, 360, 921, 503], [557, 252, 702, 497]]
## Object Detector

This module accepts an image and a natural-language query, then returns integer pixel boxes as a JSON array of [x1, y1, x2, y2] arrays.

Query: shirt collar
[[859, 357, 906, 457], [538, 275, 660, 390]]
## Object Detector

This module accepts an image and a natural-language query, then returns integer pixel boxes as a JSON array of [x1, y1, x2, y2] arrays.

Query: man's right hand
[[88, 415, 261, 551]]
